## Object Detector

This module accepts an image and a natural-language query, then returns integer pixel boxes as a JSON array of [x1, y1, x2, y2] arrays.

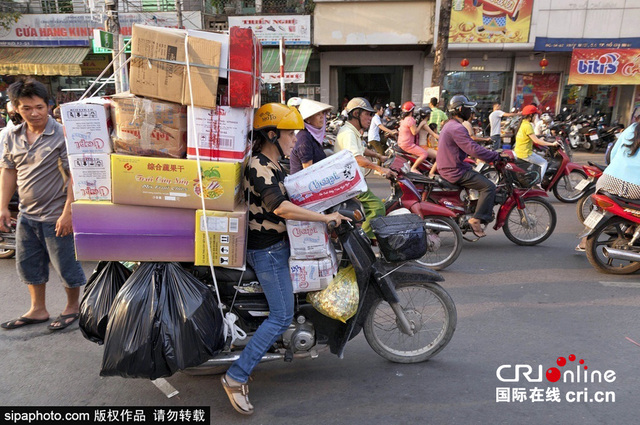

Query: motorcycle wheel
[[480, 165, 500, 185], [585, 216, 640, 275], [415, 216, 463, 270], [503, 197, 557, 246], [576, 189, 595, 224], [552, 169, 587, 203], [364, 282, 456, 363], [0, 249, 15, 259]]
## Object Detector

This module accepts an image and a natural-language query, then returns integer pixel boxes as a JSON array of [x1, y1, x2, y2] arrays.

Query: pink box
[[72, 201, 195, 262]]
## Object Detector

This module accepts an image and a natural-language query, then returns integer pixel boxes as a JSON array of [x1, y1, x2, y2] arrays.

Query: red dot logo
[[557, 357, 566, 367], [568, 354, 576, 361], [546, 367, 561, 382]]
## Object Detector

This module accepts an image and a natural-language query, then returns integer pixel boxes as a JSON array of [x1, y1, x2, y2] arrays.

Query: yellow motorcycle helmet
[[254, 103, 304, 131]]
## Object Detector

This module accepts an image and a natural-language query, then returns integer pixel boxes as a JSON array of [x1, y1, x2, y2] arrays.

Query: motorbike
[[581, 192, 640, 275], [568, 115, 599, 152], [575, 162, 605, 224], [183, 199, 457, 375], [0, 193, 19, 259]]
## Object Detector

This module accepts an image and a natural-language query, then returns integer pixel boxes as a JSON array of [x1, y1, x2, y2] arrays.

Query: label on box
[[61, 99, 112, 155], [286, 220, 332, 259], [187, 106, 251, 162], [289, 254, 338, 293], [195, 208, 247, 268], [69, 153, 111, 201]]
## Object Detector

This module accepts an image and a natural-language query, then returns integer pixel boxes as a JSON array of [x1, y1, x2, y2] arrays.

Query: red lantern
[[460, 58, 470, 68], [539, 58, 548, 74]]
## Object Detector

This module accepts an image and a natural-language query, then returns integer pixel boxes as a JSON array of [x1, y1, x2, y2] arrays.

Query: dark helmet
[[417, 107, 432, 117], [448, 94, 477, 113]]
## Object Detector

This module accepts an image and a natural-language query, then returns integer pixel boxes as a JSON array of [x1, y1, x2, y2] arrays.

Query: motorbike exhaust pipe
[[603, 247, 640, 262], [424, 222, 451, 232], [0, 242, 15, 250]]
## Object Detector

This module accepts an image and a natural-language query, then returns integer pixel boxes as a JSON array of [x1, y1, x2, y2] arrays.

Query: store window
[[513, 73, 561, 113], [142, 0, 176, 11], [41, 0, 73, 13], [561, 77, 617, 124]]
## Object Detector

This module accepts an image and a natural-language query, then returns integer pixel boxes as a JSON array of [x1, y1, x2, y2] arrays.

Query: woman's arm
[[274, 200, 348, 225], [530, 133, 558, 147]]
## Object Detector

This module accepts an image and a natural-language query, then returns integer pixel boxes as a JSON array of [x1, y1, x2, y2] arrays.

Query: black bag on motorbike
[[371, 214, 427, 262], [100, 262, 225, 379], [79, 261, 132, 345]]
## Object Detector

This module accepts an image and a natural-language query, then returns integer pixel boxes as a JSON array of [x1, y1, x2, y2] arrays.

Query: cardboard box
[[195, 207, 247, 268], [61, 99, 112, 155], [68, 154, 111, 201], [111, 93, 187, 158], [289, 250, 338, 293], [72, 201, 195, 262], [111, 154, 243, 211], [187, 106, 251, 162], [284, 150, 368, 212], [229, 27, 261, 108], [129, 25, 222, 109], [286, 220, 334, 259]]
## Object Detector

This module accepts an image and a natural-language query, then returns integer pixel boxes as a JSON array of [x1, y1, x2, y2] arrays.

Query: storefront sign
[[423, 86, 440, 105], [228, 15, 311, 46], [534, 37, 640, 52], [0, 12, 201, 47], [449, 0, 534, 44], [262, 72, 305, 84], [513, 73, 560, 113], [568, 49, 640, 85]]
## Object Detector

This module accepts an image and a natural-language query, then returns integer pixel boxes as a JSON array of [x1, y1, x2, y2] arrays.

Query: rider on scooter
[[514, 105, 559, 181], [397, 101, 436, 173], [434, 94, 504, 238]]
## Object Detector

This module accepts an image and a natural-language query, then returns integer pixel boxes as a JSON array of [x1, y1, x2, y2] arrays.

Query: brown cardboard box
[[129, 25, 222, 109], [111, 93, 187, 158], [195, 207, 247, 268]]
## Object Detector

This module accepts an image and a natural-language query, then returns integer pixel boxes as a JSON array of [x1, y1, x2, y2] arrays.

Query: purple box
[[72, 201, 195, 262]]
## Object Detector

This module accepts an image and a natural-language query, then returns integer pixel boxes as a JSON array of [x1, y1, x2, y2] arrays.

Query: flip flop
[[48, 312, 79, 331], [221, 375, 254, 415], [468, 220, 486, 239], [1, 316, 50, 330]]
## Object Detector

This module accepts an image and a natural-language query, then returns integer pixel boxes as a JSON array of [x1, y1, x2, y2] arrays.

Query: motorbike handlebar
[[327, 220, 337, 231]]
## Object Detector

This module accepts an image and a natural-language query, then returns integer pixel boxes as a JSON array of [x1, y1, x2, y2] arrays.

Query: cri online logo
[[577, 53, 620, 75], [497, 354, 616, 383]]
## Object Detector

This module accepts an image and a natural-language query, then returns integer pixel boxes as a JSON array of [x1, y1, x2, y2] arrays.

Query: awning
[[262, 48, 312, 84], [0, 47, 90, 76]]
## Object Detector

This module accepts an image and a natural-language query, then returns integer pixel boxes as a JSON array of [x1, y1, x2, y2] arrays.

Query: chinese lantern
[[539, 57, 548, 74], [461, 58, 469, 69]]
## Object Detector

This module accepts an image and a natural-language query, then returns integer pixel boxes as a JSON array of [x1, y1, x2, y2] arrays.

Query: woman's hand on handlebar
[[325, 212, 351, 228]]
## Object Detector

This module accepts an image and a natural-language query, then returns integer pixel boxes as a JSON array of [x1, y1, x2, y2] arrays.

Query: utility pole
[[431, 0, 452, 90], [175, 0, 183, 29], [105, 0, 123, 93]]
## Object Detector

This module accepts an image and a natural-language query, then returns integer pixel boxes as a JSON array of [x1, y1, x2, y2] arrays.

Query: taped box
[[129, 25, 222, 109], [289, 249, 338, 294], [68, 154, 111, 201], [187, 106, 251, 162], [111, 154, 244, 211], [72, 201, 195, 262], [284, 149, 368, 212], [61, 98, 112, 155], [195, 207, 247, 268], [110, 93, 187, 158], [286, 220, 333, 259]]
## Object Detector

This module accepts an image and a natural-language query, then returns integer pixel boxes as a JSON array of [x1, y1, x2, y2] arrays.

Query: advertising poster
[[228, 15, 311, 46], [449, 0, 534, 44], [513, 73, 560, 113], [568, 48, 640, 85]]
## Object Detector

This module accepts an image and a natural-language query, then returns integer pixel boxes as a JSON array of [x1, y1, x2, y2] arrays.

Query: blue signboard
[[534, 37, 640, 52]]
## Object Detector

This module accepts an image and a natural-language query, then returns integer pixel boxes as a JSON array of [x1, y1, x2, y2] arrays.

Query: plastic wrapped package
[[79, 261, 132, 345], [100, 262, 224, 379], [306, 266, 359, 323], [371, 214, 427, 262]]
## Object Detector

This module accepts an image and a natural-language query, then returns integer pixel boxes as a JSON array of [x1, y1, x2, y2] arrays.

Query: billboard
[[568, 49, 640, 85], [448, 0, 534, 44], [228, 15, 311, 46], [513, 73, 560, 113]]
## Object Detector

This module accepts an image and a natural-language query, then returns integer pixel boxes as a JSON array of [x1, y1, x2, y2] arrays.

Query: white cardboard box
[[289, 248, 338, 293], [187, 106, 251, 162], [68, 154, 111, 201], [61, 99, 113, 155], [286, 219, 332, 259]]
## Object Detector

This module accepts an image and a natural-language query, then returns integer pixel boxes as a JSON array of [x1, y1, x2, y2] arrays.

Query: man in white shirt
[[368, 103, 397, 156], [489, 103, 519, 150]]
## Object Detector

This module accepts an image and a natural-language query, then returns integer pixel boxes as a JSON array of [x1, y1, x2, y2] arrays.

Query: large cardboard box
[[61, 99, 112, 155], [129, 25, 222, 109], [195, 207, 247, 268], [187, 106, 251, 162], [289, 250, 338, 293], [229, 27, 261, 108], [111, 154, 243, 211], [286, 220, 333, 259], [68, 154, 111, 201], [111, 93, 187, 158], [72, 201, 195, 262]]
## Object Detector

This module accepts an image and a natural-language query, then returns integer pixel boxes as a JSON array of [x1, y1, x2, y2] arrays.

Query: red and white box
[[284, 150, 368, 213], [68, 153, 111, 201], [187, 106, 251, 162], [229, 27, 261, 108], [289, 249, 338, 294], [286, 220, 333, 259], [61, 98, 112, 155]]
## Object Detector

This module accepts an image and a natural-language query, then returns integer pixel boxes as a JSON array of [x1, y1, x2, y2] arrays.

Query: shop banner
[[449, 0, 534, 44], [534, 37, 640, 52], [228, 16, 310, 46], [0, 12, 201, 47], [262, 72, 305, 84], [568, 49, 640, 85], [513, 73, 560, 113]]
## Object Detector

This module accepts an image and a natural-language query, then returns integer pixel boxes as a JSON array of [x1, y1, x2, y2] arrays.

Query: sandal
[[1, 316, 49, 330], [468, 219, 486, 239], [48, 312, 79, 331], [221, 375, 254, 415]]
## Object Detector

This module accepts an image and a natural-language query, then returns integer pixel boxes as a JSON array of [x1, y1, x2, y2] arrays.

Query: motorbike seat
[[213, 265, 258, 283], [393, 146, 414, 157], [587, 161, 606, 171], [434, 175, 461, 190], [599, 191, 640, 210]]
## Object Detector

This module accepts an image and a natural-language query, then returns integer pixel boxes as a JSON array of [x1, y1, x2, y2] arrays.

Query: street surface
[[1, 151, 638, 424]]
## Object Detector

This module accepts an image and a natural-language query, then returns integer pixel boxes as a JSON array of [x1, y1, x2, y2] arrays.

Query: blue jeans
[[226, 240, 294, 384], [16, 214, 86, 288]]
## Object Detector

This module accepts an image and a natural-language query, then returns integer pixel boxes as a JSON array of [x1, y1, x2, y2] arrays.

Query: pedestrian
[[0, 79, 86, 331], [335, 97, 396, 239], [428, 97, 448, 132], [489, 103, 519, 150], [368, 103, 397, 156], [289, 99, 333, 174]]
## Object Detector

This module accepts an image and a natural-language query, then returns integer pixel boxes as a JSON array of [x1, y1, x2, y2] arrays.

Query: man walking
[[0, 79, 86, 331], [428, 97, 447, 132], [489, 103, 519, 150]]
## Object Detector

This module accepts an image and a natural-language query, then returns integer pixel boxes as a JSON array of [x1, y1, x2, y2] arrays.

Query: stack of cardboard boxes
[[65, 25, 261, 269]]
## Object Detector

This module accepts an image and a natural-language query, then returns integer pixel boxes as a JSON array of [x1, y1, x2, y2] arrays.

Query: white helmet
[[298, 99, 333, 121], [541, 113, 552, 124], [286, 97, 302, 108]]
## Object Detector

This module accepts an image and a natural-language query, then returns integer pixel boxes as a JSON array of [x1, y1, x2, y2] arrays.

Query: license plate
[[574, 178, 591, 191], [503, 137, 510, 144], [584, 209, 605, 229], [589, 134, 599, 141]]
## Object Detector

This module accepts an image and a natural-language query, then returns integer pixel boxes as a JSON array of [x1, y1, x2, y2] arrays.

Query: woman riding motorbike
[[289, 99, 333, 174], [513, 104, 559, 180], [397, 101, 436, 173], [221, 103, 348, 415]]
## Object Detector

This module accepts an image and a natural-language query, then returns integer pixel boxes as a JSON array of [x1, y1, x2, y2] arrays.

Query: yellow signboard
[[449, 0, 534, 44]]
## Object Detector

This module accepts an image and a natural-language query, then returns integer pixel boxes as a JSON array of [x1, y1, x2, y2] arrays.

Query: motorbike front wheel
[[415, 216, 463, 270], [364, 282, 456, 363], [576, 189, 595, 224], [503, 197, 557, 245], [552, 169, 587, 203], [585, 216, 640, 275]]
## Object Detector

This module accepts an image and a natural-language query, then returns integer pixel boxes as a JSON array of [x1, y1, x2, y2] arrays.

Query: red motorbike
[[581, 192, 640, 275], [575, 162, 605, 224]]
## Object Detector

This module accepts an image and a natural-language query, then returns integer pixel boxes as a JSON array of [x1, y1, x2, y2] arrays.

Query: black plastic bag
[[100, 262, 224, 379], [79, 261, 132, 345]]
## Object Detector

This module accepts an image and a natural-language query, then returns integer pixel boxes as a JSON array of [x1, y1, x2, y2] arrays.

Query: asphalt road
[[1, 151, 638, 425]]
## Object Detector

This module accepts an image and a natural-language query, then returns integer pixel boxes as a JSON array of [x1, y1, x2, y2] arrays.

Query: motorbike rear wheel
[[585, 216, 640, 275], [576, 189, 595, 224], [415, 216, 463, 270], [0, 249, 16, 259], [552, 169, 587, 203], [363, 281, 456, 363], [503, 197, 557, 246]]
